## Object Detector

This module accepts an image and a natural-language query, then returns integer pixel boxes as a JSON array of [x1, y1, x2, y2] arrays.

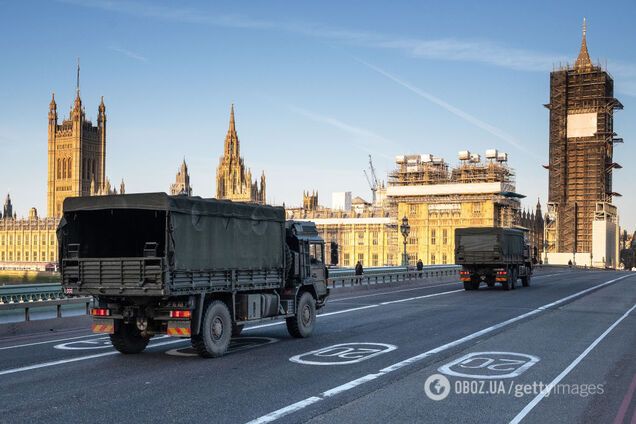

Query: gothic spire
[[73, 58, 83, 112], [224, 103, 240, 158], [76, 57, 81, 98], [229, 103, 236, 132], [574, 18, 593, 72], [49, 92, 56, 110]]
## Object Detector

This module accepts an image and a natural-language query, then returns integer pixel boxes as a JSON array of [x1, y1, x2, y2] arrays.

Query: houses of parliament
[[0, 69, 265, 269]]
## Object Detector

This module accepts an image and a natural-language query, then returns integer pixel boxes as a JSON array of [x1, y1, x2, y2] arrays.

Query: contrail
[[356, 58, 540, 159]]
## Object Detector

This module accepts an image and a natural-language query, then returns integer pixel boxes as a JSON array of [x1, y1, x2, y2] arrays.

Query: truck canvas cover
[[59, 193, 286, 295], [455, 227, 525, 264]]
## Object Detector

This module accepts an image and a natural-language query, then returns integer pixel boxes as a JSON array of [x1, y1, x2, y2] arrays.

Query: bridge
[[0, 267, 635, 423]]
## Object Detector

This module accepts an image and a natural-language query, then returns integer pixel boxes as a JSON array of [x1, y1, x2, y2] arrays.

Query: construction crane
[[363, 154, 379, 205]]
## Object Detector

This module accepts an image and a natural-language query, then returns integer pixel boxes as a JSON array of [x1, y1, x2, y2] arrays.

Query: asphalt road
[[0, 268, 634, 424]]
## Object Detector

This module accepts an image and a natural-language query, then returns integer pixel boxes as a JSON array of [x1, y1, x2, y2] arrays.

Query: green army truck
[[58, 193, 329, 357], [455, 227, 533, 291]]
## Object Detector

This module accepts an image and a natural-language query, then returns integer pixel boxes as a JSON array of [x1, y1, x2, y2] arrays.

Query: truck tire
[[502, 270, 511, 291], [463, 281, 473, 291], [522, 273, 531, 287], [232, 324, 244, 337], [510, 268, 517, 290], [110, 322, 150, 354], [192, 300, 232, 358], [286, 291, 316, 338]]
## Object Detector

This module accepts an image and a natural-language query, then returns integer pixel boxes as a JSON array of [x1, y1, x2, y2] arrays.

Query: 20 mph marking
[[290, 343, 397, 365], [438, 352, 540, 379]]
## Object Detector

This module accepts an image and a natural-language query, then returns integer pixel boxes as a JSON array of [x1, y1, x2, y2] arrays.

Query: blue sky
[[1, 0, 635, 230]]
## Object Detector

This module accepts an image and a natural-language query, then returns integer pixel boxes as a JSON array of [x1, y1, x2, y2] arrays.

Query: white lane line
[[245, 274, 634, 424], [247, 397, 323, 424], [329, 282, 457, 302], [0, 333, 99, 351], [0, 338, 187, 376], [0, 271, 580, 350], [379, 289, 464, 305], [510, 302, 636, 424], [0, 288, 461, 376]]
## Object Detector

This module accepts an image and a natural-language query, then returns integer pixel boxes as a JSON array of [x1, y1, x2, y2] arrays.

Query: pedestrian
[[568, 259, 572, 268], [355, 261, 363, 276], [416, 259, 423, 277]]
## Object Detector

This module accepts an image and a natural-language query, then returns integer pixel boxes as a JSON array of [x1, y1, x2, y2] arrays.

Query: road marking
[[290, 343, 397, 366], [0, 287, 460, 376], [0, 338, 187, 376], [0, 333, 99, 351], [438, 352, 540, 379], [329, 282, 457, 302], [510, 302, 636, 424], [379, 289, 463, 305], [1, 274, 630, 379], [54, 336, 113, 350], [245, 273, 633, 424]]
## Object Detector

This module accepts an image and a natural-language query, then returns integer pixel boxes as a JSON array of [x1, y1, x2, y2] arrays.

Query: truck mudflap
[[92, 318, 115, 334]]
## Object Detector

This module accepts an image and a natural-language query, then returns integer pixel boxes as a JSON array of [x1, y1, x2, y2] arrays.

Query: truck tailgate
[[62, 257, 166, 296]]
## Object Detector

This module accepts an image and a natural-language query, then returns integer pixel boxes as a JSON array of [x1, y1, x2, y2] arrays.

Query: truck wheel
[[463, 281, 473, 291], [522, 274, 531, 287], [510, 269, 517, 290], [486, 281, 495, 288], [232, 324, 244, 337], [192, 300, 232, 358], [110, 322, 150, 354], [286, 291, 316, 338]]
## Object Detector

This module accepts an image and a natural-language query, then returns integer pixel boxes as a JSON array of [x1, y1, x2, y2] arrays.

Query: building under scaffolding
[[385, 150, 541, 265], [545, 20, 623, 266]]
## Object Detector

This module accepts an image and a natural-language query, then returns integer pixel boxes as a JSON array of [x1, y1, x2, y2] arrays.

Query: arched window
[[62, 158, 67, 179], [82, 158, 86, 179], [57, 159, 62, 178], [67, 158, 72, 179]]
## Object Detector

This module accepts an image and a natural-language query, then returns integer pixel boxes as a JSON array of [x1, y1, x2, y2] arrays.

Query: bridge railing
[[328, 265, 460, 289]]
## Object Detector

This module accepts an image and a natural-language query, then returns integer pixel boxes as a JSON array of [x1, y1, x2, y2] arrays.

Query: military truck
[[455, 227, 532, 291], [58, 193, 329, 357]]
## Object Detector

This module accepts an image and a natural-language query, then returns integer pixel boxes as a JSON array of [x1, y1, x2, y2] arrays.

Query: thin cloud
[[108, 46, 148, 62], [356, 59, 540, 159], [60, 0, 636, 94], [289, 105, 396, 160]]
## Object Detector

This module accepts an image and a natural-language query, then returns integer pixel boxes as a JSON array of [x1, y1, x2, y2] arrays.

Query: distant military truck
[[58, 193, 329, 357], [455, 227, 532, 291]]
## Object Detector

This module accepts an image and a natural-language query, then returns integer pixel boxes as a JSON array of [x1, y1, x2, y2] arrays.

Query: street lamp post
[[400, 215, 410, 267]]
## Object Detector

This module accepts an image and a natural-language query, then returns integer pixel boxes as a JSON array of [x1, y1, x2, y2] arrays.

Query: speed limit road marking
[[438, 351, 540, 379], [290, 343, 397, 365]]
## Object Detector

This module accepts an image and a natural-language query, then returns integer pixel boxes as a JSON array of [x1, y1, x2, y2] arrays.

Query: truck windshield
[[309, 243, 324, 264], [459, 234, 497, 251]]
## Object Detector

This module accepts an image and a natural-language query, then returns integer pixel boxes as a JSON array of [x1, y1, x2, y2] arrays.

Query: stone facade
[[47, 86, 107, 217], [215, 105, 266, 204]]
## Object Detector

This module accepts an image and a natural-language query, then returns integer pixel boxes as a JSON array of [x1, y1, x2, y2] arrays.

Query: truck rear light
[[169, 310, 191, 318], [90, 308, 110, 317]]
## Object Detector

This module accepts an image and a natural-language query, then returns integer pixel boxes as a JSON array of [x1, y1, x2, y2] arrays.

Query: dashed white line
[[245, 274, 633, 424]]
